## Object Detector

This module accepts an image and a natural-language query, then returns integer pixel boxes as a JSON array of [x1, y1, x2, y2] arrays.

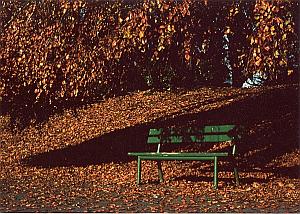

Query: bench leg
[[137, 157, 141, 185], [234, 167, 240, 186], [213, 157, 218, 189], [157, 161, 164, 183]]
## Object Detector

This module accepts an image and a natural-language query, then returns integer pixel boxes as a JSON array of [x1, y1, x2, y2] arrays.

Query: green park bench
[[128, 124, 241, 189]]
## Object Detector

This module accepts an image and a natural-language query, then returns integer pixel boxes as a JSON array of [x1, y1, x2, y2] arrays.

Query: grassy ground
[[0, 85, 299, 212]]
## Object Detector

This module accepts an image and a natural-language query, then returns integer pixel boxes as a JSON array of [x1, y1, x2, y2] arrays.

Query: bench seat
[[128, 152, 229, 158]]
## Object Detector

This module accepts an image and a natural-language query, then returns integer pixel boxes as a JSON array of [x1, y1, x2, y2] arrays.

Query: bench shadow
[[172, 165, 299, 184], [173, 175, 270, 184], [22, 86, 299, 181], [22, 124, 152, 167], [157, 86, 299, 181]]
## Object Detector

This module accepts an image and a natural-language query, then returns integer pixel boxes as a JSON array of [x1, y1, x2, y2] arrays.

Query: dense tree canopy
[[0, 0, 299, 127]]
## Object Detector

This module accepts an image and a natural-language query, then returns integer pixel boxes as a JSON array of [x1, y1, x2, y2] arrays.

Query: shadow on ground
[[22, 125, 151, 167], [22, 86, 299, 180]]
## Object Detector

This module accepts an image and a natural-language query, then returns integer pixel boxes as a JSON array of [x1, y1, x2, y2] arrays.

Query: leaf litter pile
[[1, 85, 299, 212]]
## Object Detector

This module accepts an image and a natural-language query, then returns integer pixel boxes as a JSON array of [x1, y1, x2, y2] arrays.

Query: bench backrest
[[148, 125, 239, 153], [148, 125, 237, 144]]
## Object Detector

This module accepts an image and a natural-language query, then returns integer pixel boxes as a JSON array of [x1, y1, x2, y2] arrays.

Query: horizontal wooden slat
[[202, 134, 233, 142], [147, 136, 161, 144], [149, 128, 162, 136], [176, 134, 233, 143], [128, 152, 229, 157], [141, 156, 216, 161], [149, 125, 235, 135], [148, 134, 233, 144], [184, 125, 236, 134], [169, 136, 182, 143], [147, 136, 184, 144], [203, 125, 235, 133]]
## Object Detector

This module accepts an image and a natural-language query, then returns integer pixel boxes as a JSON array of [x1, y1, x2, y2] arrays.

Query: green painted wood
[[147, 125, 236, 144], [169, 136, 183, 143], [149, 128, 162, 135], [147, 134, 233, 144], [137, 156, 141, 185], [203, 125, 235, 133], [214, 157, 218, 189], [181, 125, 236, 134], [128, 152, 229, 157], [139, 156, 216, 161], [147, 136, 161, 144], [190, 135, 198, 142], [202, 134, 233, 142]]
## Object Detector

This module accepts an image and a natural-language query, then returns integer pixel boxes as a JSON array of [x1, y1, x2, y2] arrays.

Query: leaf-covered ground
[[0, 85, 299, 212]]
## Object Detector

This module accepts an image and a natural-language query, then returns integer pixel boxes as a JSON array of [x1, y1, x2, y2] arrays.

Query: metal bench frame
[[128, 125, 240, 189]]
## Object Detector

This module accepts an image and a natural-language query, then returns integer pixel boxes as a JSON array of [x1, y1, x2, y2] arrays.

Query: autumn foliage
[[0, 0, 299, 127]]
